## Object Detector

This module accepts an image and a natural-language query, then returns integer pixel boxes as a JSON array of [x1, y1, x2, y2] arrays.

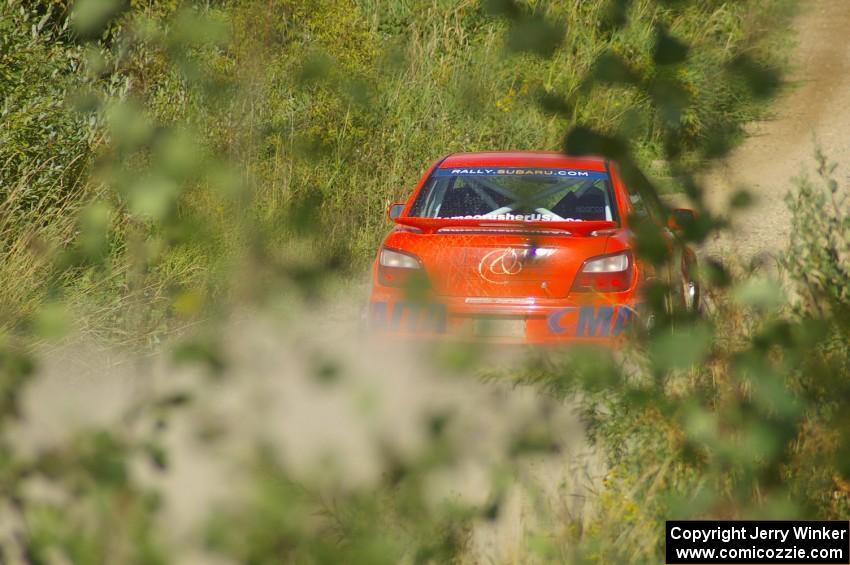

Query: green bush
[[13, 1, 850, 565]]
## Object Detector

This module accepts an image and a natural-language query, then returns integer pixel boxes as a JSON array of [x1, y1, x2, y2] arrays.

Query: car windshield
[[408, 167, 617, 222]]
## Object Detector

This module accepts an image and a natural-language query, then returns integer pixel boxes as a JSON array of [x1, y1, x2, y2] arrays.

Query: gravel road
[[705, 0, 850, 261]]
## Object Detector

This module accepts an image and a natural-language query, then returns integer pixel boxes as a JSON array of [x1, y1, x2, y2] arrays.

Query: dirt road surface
[[3, 313, 603, 563], [706, 0, 850, 261]]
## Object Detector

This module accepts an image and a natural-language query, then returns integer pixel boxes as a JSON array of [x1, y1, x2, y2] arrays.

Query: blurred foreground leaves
[[6, 0, 849, 564]]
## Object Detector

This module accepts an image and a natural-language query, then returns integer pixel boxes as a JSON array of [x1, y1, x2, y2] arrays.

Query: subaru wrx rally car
[[368, 152, 698, 344]]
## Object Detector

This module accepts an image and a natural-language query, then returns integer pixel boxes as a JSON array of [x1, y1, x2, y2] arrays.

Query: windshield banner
[[433, 167, 608, 179]]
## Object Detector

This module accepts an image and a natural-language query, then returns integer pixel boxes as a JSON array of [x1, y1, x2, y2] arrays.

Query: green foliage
[[12, 0, 850, 564], [0, 0, 794, 337], [782, 149, 850, 310], [205, 446, 476, 564]]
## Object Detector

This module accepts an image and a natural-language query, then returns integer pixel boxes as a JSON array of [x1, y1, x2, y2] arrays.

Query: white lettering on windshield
[[447, 214, 580, 222], [443, 168, 595, 177]]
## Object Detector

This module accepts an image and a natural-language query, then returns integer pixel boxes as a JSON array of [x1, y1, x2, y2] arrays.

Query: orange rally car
[[368, 151, 699, 344]]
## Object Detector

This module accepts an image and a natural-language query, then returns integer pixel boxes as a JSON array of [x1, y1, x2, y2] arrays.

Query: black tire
[[682, 255, 701, 313]]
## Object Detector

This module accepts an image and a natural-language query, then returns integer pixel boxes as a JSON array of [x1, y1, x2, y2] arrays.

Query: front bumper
[[368, 291, 641, 345]]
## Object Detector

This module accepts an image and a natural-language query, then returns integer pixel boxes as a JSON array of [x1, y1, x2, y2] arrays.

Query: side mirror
[[387, 203, 405, 221], [668, 208, 695, 232]]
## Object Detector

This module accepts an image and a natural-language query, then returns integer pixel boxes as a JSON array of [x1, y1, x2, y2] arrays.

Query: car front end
[[369, 228, 642, 344], [367, 153, 645, 345]]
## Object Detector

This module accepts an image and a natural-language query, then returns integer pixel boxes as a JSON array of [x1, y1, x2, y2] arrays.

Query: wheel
[[682, 256, 700, 313]]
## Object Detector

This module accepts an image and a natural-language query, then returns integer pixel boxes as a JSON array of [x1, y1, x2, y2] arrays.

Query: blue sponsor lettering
[[548, 305, 639, 337], [424, 304, 448, 332], [547, 307, 577, 335], [371, 301, 447, 333], [611, 305, 636, 335], [577, 306, 613, 337], [370, 301, 388, 330]]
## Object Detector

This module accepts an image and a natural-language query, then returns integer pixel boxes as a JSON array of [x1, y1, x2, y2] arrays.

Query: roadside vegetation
[[1, 0, 793, 340], [8, 0, 850, 564]]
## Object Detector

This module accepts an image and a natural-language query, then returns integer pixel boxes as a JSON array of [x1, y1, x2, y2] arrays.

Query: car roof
[[438, 151, 608, 171]]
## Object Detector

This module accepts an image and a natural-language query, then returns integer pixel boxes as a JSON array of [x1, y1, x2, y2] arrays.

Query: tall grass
[[8, 2, 844, 565], [224, 0, 795, 265], [0, 0, 794, 339]]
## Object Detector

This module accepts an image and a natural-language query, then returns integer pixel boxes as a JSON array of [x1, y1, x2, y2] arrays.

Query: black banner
[[666, 521, 849, 564]]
